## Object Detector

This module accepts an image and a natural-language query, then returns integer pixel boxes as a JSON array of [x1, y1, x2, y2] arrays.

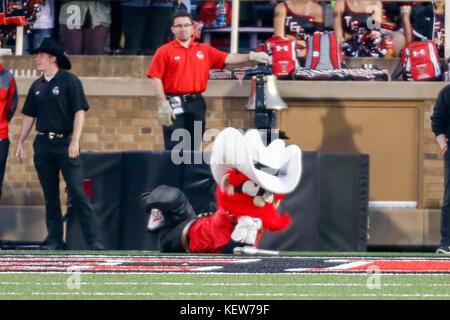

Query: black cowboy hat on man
[[29, 37, 71, 70]]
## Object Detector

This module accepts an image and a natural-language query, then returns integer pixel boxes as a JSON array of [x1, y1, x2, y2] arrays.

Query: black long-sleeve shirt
[[431, 85, 450, 137]]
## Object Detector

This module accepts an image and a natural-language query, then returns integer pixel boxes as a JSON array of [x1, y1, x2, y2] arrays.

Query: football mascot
[[141, 127, 302, 254]]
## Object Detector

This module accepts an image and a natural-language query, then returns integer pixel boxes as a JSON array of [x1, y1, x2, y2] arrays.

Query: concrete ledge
[[14, 77, 450, 100], [368, 208, 441, 246], [0, 55, 402, 78], [0, 205, 46, 242], [0, 55, 153, 78]]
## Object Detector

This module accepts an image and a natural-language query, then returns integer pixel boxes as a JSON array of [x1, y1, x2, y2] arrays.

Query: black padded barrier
[[258, 152, 320, 251], [317, 153, 369, 251], [66, 152, 123, 250], [119, 150, 183, 250], [181, 152, 218, 214], [69, 150, 369, 251]]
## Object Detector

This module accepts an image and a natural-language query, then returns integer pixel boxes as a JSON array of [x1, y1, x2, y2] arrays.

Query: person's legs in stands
[[32, 28, 54, 50], [59, 24, 83, 54], [83, 25, 109, 55], [110, 0, 123, 53], [122, 6, 146, 54], [143, 6, 173, 55]]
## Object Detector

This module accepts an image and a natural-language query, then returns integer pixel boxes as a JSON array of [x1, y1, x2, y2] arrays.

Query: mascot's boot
[[141, 185, 197, 229]]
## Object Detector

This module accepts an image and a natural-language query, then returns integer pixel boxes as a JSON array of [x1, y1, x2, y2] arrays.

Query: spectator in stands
[[273, 0, 325, 58], [177, 0, 191, 13], [121, 0, 174, 55], [109, 0, 123, 55], [244, 0, 277, 28], [333, 0, 383, 57], [333, 0, 382, 42], [58, 1, 111, 55], [24, 0, 55, 54], [380, 1, 412, 56], [410, 1, 445, 57], [320, 1, 335, 30]]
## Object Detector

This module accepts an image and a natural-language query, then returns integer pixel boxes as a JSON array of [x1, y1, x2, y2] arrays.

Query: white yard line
[[2, 291, 448, 298], [2, 271, 450, 275], [1, 281, 450, 287]]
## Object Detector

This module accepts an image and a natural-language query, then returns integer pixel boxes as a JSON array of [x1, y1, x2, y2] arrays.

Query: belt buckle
[[48, 132, 55, 140]]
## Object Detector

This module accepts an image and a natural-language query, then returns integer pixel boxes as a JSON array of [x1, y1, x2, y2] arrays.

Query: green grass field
[[0, 250, 449, 300], [2, 273, 450, 300]]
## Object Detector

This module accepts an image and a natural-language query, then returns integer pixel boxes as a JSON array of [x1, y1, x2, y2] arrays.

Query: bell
[[245, 75, 287, 111]]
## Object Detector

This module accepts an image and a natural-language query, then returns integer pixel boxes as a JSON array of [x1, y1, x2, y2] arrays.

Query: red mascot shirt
[[187, 208, 265, 253], [187, 208, 236, 253]]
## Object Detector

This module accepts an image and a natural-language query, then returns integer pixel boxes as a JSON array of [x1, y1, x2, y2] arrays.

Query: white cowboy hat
[[210, 127, 302, 194]]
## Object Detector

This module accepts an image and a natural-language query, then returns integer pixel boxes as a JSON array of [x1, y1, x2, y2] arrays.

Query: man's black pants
[[441, 150, 450, 245], [162, 95, 207, 151], [0, 139, 9, 198], [33, 135, 99, 246]]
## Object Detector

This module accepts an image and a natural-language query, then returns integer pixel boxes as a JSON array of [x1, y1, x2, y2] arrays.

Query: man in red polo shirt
[[0, 64, 17, 199], [147, 11, 271, 150]]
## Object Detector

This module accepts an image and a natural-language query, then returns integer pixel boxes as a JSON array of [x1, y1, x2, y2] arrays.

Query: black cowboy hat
[[29, 37, 71, 70]]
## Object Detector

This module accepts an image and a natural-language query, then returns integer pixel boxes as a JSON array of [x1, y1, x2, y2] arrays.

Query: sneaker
[[141, 185, 196, 225], [436, 244, 450, 254], [147, 208, 166, 231], [40, 242, 64, 250], [89, 241, 105, 251]]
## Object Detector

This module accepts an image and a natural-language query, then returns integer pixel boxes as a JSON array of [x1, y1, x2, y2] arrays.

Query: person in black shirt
[[410, 2, 445, 57], [431, 84, 450, 254], [14, 38, 104, 250]]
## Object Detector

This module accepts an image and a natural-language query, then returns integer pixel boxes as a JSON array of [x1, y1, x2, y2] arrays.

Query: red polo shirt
[[0, 64, 17, 139], [146, 39, 228, 94]]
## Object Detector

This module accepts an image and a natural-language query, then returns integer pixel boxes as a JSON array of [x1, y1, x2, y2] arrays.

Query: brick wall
[[1, 72, 446, 210], [3, 94, 446, 209], [1, 95, 254, 205], [423, 101, 445, 209]]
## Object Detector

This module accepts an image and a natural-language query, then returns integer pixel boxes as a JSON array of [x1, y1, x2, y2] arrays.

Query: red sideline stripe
[[308, 260, 450, 272], [89, 266, 212, 271], [0, 257, 244, 263]]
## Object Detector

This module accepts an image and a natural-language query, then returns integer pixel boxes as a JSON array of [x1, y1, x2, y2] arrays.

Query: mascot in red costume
[[141, 127, 302, 254]]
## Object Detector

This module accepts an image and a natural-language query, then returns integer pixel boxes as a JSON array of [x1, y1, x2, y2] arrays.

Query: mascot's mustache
[[216, 191, 291, 232]]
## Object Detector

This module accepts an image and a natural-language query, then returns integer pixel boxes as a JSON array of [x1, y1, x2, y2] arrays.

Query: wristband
[[442, 146, 448, 154], [400, 5, 411, 14]]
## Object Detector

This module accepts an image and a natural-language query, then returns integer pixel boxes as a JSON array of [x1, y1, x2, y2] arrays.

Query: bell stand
[[249, 66, 289, 146], [253, 74, 276, 145]]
